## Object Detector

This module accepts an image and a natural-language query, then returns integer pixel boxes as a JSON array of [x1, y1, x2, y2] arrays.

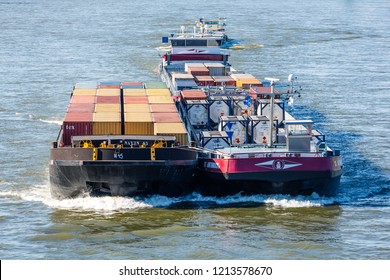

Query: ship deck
[[201, 142, 327, 159]]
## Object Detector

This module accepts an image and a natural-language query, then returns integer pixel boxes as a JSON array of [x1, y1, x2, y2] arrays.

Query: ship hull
[[196, 156, 343, 196], [49, 147, 197, 199]]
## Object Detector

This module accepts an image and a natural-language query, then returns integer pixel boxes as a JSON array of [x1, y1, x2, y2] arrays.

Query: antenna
[[265, 77, 280, 84]]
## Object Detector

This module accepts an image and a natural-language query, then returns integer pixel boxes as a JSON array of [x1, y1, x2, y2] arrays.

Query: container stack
[[203, 62, 225, 76], [61, 82, 188, 146], [169, 62, 266, 90], [63, 87, 96, 146], [194, 76, 215, 87], [145, 86, 188, 145], [123, 87, 152, 135], [212, 76, 236, 87], [171, 73, 197, 90], [230, 74, 262, 89], [93, 88, 121, 135]]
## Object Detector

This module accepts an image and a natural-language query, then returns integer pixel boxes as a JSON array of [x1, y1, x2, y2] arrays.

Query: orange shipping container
[[236, 78, 262, 89], [92, 112, 121, 135], [149, 104, 178, 113], [180, 89, 207, 100], [124, 104, 150, 113], [67, 103, 95, 113], [93, 112, 121, 122], [96, 88, 120, 96], [154, 122, 188, 145], [70, 95, 96, 104], [148, 96, 174, 104], [123, 88, 146, 96], [64, 112, 93, 122], [124, 112, 153, 135], [145, 88, 171, 96], [94, 104, 121, 113], [92, 122, 121, 135], [124, 96, 149, 104], [152, 112, 182, 123]]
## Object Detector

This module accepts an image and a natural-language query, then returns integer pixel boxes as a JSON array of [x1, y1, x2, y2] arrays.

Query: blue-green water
[[0, 0, 389, 259]]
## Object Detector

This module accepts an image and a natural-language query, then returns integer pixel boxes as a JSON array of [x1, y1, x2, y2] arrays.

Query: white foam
[[264, 193, 337, 208], [0, 184, 336, 213], [0, 185, 156, 213], [265, 198, 322, 208], [39, 119, 62, 125]]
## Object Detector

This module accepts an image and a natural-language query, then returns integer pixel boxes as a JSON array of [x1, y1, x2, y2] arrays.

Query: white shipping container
[[204, 62, 225, 76]]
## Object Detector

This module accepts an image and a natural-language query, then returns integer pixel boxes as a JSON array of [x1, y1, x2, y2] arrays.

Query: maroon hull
[[197, 156, 343, 196], [163, 54, 227, 62]]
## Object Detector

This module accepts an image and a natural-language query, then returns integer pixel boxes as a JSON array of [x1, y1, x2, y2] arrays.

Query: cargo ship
[[163, 18, 228, 47], [159, 25, 344, 196], [50, 22, 343, 199], [49, 82, 198, 199]]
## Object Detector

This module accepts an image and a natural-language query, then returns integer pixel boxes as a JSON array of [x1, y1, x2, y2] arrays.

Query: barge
[[159, 24, 343, 196], [49, 82, 197, 199]]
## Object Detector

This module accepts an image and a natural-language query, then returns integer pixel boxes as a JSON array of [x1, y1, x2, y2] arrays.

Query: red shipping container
[[149, 104, 178, 113], [96, 95, 120, 104], [212, 76, 236, 87], [187, 66, 210, 76], [250, 86, 280, 99], [124, 96, 149, 104], [62, 112, 93, 146], [67, 103, 95, 113], [194, 76, 215, 87], [152, 112, 182, 123], [64, 112, 93, 122], [70, 95, 96, 104], [121, 82, 143, 86], [180, 89, 207, 100], [98, 85, 120, 89], [62, 122, 93, 146]]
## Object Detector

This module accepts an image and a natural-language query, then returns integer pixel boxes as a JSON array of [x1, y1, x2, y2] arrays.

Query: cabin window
[[185, 39, 207, 46], [171, 40, 186, 46]]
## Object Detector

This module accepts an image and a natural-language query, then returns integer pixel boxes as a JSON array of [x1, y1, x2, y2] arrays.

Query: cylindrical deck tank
[[218, 115, 249, 146], [183, 100, 209, 128], [208, 96, 232, 127]]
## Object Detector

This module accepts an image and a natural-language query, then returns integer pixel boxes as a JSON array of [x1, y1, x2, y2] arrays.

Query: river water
[[0, 0, 389, 260]]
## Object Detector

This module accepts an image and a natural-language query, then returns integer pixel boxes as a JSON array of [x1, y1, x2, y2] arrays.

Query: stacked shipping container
[[61, 82, 188, 146], [93, 88, 121, 135], [171, 63, 264, 89], [63, 87, 96, 145]]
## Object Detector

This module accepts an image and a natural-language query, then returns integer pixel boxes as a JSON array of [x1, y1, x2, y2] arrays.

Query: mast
[[265, 78, 279, 148]]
